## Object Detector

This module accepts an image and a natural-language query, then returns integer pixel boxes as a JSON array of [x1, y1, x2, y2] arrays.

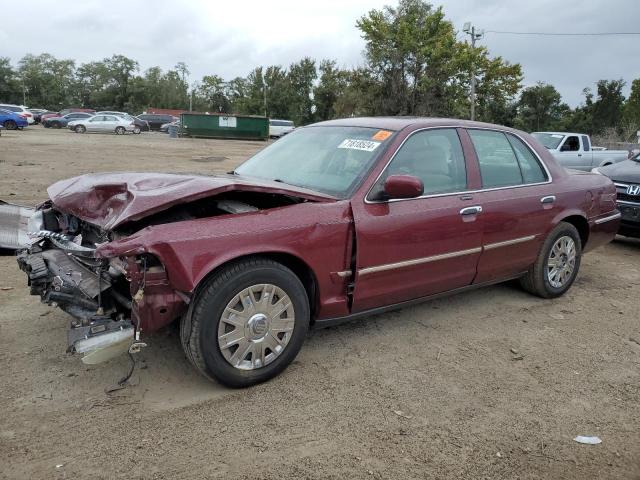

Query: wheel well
[[196, 252, 319, 322], [561, 215, 589, 248]]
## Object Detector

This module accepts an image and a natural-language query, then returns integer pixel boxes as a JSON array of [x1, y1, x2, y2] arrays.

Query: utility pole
[[463, 22, 484, 121], [263, 83, 267, 117]]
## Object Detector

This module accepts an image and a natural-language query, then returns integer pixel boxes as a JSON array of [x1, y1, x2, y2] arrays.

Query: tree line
[[1, 0, 639, 138]]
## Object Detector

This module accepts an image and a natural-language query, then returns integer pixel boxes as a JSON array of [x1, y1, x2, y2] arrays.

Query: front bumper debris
[[17, 244, 136, 363]]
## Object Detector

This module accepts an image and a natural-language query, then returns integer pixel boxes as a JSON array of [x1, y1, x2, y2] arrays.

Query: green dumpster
[[180, 113, 269, 140]]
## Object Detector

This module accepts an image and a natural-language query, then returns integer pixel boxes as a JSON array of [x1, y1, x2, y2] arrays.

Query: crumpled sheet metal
[[0, 200, 34, 249]]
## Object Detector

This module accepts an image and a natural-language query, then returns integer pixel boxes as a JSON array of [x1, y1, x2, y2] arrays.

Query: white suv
[[0, 104, 35, 124], [269, 119, 295, 137]]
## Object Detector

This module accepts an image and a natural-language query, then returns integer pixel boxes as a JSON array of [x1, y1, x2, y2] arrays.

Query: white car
[[0, 104, 35, 124], [68, 115, 139, 134], [269, 119, 295, 137]]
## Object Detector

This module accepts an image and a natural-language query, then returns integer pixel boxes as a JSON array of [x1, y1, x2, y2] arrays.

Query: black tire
[[132, 126, 141, 134], [52, 122, 62, 129], [115, 126, 125, 135], [3, 120, 16, 130], [43, 122, 50, 128], [520, 222, 582, 298], [182, 258, 309, 387], [74, 125, 86, 133]]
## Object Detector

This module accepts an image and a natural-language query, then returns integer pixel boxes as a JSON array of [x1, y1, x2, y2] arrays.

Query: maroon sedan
[[18, 117, 620, 387]]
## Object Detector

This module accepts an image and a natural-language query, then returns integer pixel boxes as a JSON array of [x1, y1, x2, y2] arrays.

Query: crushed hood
[[48, 172, 334, 230]]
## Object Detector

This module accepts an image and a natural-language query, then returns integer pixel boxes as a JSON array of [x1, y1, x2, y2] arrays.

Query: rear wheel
[[74, 125, 86, 133], [182, 258, 309, 387], [132, 126, 141, 134], [115, 126, 125, 135], [3, 120, 16, 130], [520, 222, 582, 298]]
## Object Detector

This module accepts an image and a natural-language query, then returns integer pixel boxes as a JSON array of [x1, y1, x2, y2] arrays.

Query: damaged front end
[[16, 206, 180, 364]]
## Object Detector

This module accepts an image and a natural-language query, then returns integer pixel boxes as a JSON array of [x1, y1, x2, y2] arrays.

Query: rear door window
[[581, 135, 591, 151], [468, 130, 523, 188], [506, 134, 548, 183]]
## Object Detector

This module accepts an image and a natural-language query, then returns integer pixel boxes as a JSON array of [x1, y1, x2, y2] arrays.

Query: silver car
[[68, 115, 138, 134]]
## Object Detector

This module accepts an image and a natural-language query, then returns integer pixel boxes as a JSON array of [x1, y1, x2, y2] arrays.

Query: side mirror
[[383, 175, 424, 199]]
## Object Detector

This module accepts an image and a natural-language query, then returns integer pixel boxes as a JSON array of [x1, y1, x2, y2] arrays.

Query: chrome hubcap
[[218, 284, 295, 370], [547, 236, 576, 288]]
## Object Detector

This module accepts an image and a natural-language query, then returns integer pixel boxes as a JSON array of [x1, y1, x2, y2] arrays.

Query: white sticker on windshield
[[551, 134, 564, 138], [338, 139, 381, 152]]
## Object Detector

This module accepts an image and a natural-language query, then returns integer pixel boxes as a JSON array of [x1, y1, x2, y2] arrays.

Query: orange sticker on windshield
[[372, 130, 392, 141]]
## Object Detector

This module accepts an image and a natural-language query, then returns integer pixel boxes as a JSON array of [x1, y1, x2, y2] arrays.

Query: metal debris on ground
[[574, 436, 602, 445]]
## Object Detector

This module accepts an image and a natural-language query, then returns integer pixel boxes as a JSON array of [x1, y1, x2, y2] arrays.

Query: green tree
[[17, 53, 76, 109], [591, 79, 625, 133], [356, 0, 522, 119], [0, 57, 21, 104], [196, 74, 231, 113], [314, 60, 351, 121], [286, 58, 317, 125], [515, 82, 569, 131], [623, 78, 640, 127]]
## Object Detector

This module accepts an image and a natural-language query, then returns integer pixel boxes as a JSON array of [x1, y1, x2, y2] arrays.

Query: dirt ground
[[0, 128, 639, 479]]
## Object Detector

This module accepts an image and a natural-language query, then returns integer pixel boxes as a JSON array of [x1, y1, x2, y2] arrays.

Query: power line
[[485, 30, 640, 36]]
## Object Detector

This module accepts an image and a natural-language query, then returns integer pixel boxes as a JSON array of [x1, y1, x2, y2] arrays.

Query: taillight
[[24, 112, 32, 117]]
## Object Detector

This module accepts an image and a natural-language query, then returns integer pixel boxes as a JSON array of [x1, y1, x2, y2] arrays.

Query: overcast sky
[[2, 0, 638, 106]]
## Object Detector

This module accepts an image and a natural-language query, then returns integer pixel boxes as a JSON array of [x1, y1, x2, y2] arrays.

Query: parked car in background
[[95, 112, 149, 133], [68, 114, 138, 134], [0, 108, 29, 130], [41, 108, 96, 124], [27, 108, 50, 124], [137, 113, 175, 131], [17, 117, 620, 387], [532, 132, 628, 171], [160, 118, 180, 133], [43, 112, 93, 129], [0, 104, 35, 124], [269, 119, 295, 138], [593, 153, 640, 237], [131, 116, 150, 133]]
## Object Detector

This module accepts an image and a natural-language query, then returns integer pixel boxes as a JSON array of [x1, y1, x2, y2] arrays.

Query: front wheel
[[115, 126, 125, 135], [520, 222, 582, 298], [182, 258, 309, 387], [132, 126, 141, 134], [74, 125, 86, 133]]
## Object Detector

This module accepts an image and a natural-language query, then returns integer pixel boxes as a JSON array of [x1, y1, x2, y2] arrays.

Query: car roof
[[311, 116, 525, 133]]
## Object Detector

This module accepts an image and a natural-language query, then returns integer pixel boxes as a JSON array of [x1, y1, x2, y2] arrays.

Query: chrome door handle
[[460, 206, 483, 215], [540, 195, 556, 204]]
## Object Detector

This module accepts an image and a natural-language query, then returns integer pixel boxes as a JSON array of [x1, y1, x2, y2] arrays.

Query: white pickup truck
[[532, 132, 628, 171]]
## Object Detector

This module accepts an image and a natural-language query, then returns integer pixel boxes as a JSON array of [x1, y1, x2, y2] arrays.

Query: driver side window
[[383, 128, 467, 196], [561, 136, 580, 151]]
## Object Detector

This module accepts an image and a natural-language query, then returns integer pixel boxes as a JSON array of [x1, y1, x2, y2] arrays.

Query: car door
[[556, 135, 588, 170], [464, 128, 557, 283], [86, 116, 104, 132], [101, 115, 118, 132], [350, 127, 483, 312]]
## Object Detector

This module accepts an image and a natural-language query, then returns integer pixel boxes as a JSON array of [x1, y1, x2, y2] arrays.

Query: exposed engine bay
[[16, 191, 303, 363]]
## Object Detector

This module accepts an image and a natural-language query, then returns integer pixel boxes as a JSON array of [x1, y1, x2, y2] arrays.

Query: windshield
[[532, 132, 565, 149], [235, 126, 395, 197]]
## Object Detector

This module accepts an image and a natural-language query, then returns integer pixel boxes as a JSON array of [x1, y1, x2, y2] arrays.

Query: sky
[[1, 0, 639, 107]]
